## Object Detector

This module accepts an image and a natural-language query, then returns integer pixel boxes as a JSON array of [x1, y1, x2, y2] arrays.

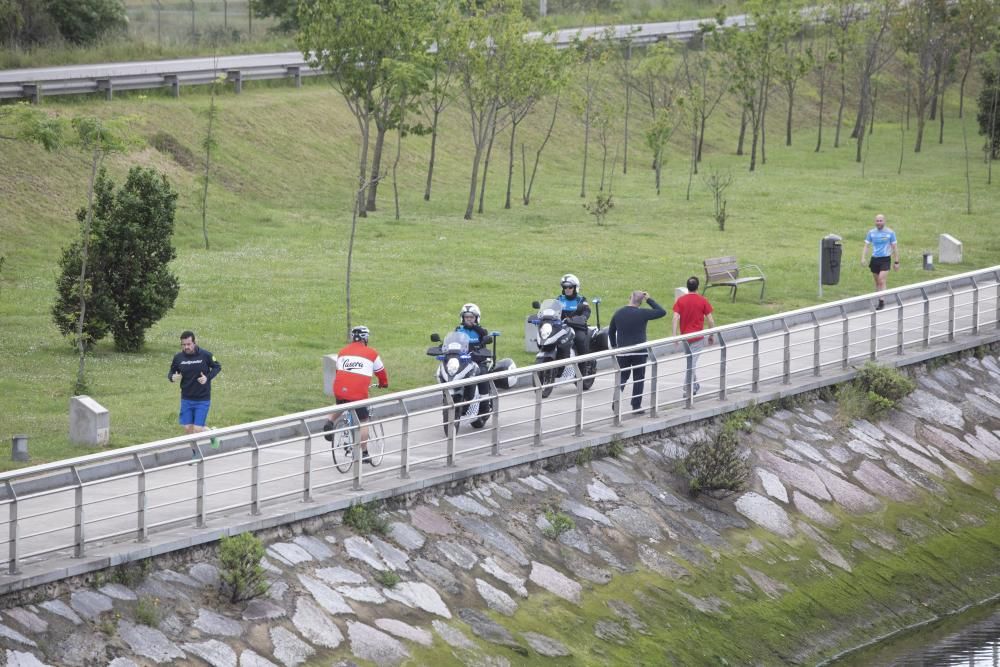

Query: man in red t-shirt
[[672, 277, 716, 398], [324, 326, 388, 463]]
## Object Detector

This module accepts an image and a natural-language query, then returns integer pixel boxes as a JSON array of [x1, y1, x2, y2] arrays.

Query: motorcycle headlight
[[446, 358, 460, 376], [539, 323, 553, 338]]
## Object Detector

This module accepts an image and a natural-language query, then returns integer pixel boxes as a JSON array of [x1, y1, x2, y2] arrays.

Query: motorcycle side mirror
[[489, 331, 501, 337], [430, 333, 441, 342], [482, 335, 493, 345], [593, 297, 601, 304], [532, 301, 540, 309]]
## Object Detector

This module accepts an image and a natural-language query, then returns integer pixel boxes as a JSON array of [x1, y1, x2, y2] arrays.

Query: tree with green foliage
[[977, 46, 1000, 165], [775, 28, 813, 147], [219, 532, 269, 602], [251, 0, 300, 32], [954, 0, 997, 119], [298, 0, 434, 217], [44, 0, 127, 45], [420, 0, 461, 202], [54, 166, 180, 354], [632, 42, 678, 193], [569, 32, 610, 199]]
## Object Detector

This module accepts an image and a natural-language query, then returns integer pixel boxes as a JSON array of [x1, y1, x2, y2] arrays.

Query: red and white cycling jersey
[[333, 342, 388, 401]]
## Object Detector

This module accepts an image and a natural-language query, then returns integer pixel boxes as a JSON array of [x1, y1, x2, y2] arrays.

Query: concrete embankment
[[1, 351, 999, 666]]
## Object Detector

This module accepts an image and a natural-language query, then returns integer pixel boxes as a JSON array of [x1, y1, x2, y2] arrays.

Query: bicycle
[[329, 406, 386, 473]]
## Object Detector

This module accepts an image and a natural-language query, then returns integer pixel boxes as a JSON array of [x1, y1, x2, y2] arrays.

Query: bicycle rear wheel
[[367, 421, 386, 467], [331, 418, 355, 473]]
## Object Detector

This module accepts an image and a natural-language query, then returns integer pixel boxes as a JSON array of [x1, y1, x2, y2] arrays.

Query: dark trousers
[[617, 353, 647, 409]]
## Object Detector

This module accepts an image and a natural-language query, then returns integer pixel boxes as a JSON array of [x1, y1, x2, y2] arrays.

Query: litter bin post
[[11, 435, 28, 462], [923, 253, 934, 270], [819, 234, 843, 298]]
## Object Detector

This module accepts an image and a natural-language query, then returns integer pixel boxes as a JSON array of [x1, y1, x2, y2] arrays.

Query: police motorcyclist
[[557, 274, 591, 359], [456, 303, 493, 421]]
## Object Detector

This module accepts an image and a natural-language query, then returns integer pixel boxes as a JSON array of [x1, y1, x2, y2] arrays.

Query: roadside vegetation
[[1, 0, 998, 468]]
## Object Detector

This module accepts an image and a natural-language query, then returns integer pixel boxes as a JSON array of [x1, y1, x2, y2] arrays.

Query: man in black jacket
[[608, 291, 666, 414], [168, 330, 222, 435]]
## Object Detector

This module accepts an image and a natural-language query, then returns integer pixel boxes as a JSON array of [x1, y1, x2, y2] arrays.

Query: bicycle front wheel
[[367, 421, 386, 467], [331, 420, 356, 473]]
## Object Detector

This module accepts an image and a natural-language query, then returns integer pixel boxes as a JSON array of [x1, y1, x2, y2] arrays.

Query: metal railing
[[1, 266, 998, 574]]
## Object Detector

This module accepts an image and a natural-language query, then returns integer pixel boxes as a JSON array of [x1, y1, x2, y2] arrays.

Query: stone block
[[939, 234, 962, 264], [69, 395, 109, 446], [11, 435, 29, 462], [524, 318, 539, 353], [323, 354, 337, 397]]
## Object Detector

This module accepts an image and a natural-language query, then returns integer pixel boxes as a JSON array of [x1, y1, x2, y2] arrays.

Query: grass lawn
[[0, 75, 997, 470]]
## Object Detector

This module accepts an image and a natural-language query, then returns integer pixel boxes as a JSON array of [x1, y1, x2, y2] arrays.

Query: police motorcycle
[[530, 298, 609, 398], [427, 329, 517, 435]]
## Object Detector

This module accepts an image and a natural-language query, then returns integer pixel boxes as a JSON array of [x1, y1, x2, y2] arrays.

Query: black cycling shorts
[[336, 398, 369, 421], [869, 256, 891, 274]]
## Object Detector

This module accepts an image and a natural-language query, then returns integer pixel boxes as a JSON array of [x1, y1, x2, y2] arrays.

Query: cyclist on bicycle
[[324, 326, 388, 463]]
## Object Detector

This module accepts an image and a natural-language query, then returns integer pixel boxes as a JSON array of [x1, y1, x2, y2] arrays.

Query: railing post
[[995, 270, 1000, 330], [839, 305, 849, 369], [781, 318, 791, 384], [490, 386, 501, 456], [612, 355, 624, 425], [400, 402, 411, 477], [947, 284, 955, 342], [920, 287, 930, 347], [301, 419, 312, 503], [532, 373, 544, 446], [895, 293, 905, 355], [750, 325, 760, 393], [134, 453, 147, 543], [648, 348, 659, 418], [7, 482, 19, 574], [717, 333, 728, 401], [446, 394, 459, 463], [574, 366, 584, 437], [250, 431, 261, 515], [352, 409, 364, 490], [970, 277, 980, 334], [869, 307, 877, 361], [810, 312, 820, 376], [682, 340, 694, 409], [71, 466, 85, 557], [195, 444, 206, 528]]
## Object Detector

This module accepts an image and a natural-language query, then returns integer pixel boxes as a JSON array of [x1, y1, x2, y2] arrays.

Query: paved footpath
[[1, 286, 997, 596]]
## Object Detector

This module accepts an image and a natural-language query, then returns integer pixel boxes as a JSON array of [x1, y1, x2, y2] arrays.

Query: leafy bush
[[682, 429, 750, 496], [374, 569, 400, 588], [45, 0, 127, 45], [343, 501, 390, 536], [542, 509, 575, 539], [837, 362, 915, 422], [53, 166, 180, 352], [109, 561, 149, 588], [134, 597, 160, 627], [608, 437, 624, 459], [219, 532, 269, 603]]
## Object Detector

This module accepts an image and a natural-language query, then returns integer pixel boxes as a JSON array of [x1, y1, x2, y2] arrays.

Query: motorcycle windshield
[[442, 331, 470, 354], [537, 299, 563, 320]]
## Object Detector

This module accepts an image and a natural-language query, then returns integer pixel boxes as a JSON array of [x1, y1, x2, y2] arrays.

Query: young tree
[[977, 48, 1000, 166], [631, 41, 678, 184], [54, 167, 180, 354], [200, 66, 223, 250], [775, 29, 814, 146], [678, 17, 731, 189], [298, 0, 434, 217], [895, 0, 954, 153], [954, 0, 997, 118], [570, 33, 610, 199], [420, 0, 461, 202]]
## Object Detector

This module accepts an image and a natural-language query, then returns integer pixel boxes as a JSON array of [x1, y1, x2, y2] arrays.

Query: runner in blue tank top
[[860, 213, 899, 310]]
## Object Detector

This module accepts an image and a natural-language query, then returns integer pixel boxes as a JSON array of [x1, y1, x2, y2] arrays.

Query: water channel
[[831, 601, 1000, 666]]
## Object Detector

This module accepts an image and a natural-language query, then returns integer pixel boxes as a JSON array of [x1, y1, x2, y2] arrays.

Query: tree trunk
[[737, 108, 747, 155], [355, 115, 371, 219], [938, 88, 945, 144], [464, 143, 483, 220], [366, 121, 388, 212], [580, 93, 592, 197], [868, 80, 878, 136], [75, 148, 103, 393], [623, 77, 630, 175], [505, 117, 518, 209], [958, 51, 971, 119], [525, 94, 560, 205], [928, 61, 941, 121], [815, 66, 826, 152], [423, 107, 440, 201], [654, 147, 662, 195], [697, 114, 706, 162], [835, 61, 846, 148], [477, 122, 497, 215], [749, 123, 759, 172], [392, 125, 402, 220], [760, 76, 769, 166], [786, 83, 795, 146]]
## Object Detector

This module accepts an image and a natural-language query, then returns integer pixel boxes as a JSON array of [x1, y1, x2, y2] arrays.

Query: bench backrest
[[704, 256, 738, 282]]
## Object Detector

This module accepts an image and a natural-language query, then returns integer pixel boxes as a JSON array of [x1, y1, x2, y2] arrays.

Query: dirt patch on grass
[[148, 131, 198, 171]]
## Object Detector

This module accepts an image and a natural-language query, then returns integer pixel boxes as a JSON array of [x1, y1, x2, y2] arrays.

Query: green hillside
[[1, 72, 997, 467]]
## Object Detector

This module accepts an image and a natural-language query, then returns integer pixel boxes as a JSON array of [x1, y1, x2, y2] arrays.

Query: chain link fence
[[125, 1, 279, 45]]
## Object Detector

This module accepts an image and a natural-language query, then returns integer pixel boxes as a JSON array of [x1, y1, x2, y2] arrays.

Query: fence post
[[250, 431, 261, 515], [895, 293, 905, 355], [190, 0, 196, 39], [134, 453, 147, 543], [532, 373, 543, 446], [195, 444, 206, 528], [995, 270, 1000, 330], [352, 409, 364, 490], [947, 284, 955, 342], [400, 402, 411, 477], [920, 287, 930, 347], [750, 325, 760, 393], [7, 482, 18, 574], [717, 332, 728, 401], [446, 394, 459, 463], [301, 419, 312, 503], [971, 277, 980, 334], [612, 354, 623, 424], [574, 367, 584, 437], [869, 307, 878, 361], [648, 348, 659, 418], [810, 312, 820, 376], [490, 387, 501, 456], [839, 305, 849, 369], [71, 466, 85, 557], [781, 318, 791, 384], [682, 340, 694, 409]]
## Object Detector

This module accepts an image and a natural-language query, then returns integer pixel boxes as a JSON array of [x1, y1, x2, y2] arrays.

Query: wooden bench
[[702, 256, 766, 302]]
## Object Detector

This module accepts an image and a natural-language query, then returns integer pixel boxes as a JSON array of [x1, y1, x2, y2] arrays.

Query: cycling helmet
[[351, 326, 370, 344], [560, 274, 580, 292], [460, 303, 481, 324]]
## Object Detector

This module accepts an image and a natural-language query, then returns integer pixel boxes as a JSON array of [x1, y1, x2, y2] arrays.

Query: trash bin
[[821, 235, 843, 285]]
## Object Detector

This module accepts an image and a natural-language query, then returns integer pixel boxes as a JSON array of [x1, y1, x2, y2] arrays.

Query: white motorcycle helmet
[[560, 274, 580, 293], [460, 303, 481, 325]]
